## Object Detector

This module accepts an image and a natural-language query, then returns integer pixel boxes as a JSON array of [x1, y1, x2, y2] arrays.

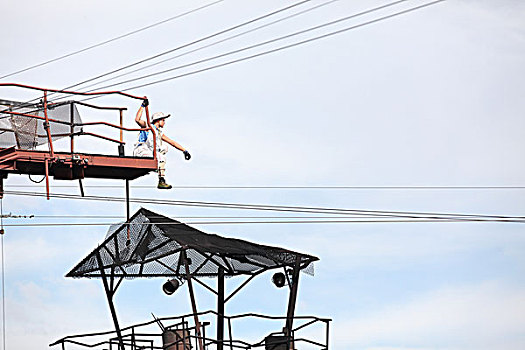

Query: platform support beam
[[70, 102, 75, 154], [96, 251, 124, 350], [184, 251, 204, 350], [44, 158, 50, 200], [217, 267, 225, 350], [284, 258, 302, 349], [126, 180, 131, 244]]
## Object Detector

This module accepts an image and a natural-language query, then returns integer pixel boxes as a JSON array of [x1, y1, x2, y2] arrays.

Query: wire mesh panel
[[67, 208, 318, 279], [0, 100, 82, 149]]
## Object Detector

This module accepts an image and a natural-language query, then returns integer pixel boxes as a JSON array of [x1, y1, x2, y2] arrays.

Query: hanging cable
[[28, 174, 46, 184], [0, 0, 223, 80]]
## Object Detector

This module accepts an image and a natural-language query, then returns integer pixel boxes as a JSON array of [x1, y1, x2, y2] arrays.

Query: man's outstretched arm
[[162, 134, 191, 160]]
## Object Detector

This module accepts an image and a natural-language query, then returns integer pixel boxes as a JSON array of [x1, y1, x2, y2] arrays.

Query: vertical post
[[43, 91, 54, 158], [227, 318, 233, 350], [325, 320, 330, 350], [217, 267, 225, 350], [70, 102, 75, 154], [44, 158, 50, 200], [119, 109, 124, 144], [96, 252, 125, 350], [183, 251, 204, 350], [118, 109, 125, 157], [125, 180, 131, 244], [284, 258, 302, 349]]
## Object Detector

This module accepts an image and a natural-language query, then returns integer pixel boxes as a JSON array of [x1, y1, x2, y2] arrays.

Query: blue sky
[[1, 1, 525, 349]]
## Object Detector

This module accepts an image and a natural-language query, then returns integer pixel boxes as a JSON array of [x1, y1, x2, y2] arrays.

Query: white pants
[[133, 143, 168, 176]]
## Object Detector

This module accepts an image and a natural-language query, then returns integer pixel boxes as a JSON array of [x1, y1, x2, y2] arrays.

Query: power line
[[81, 0, 415, 93], [0, 0, 223, 80], [1, 217, 524, 227], [3, 190, 523, 222], [54, 0, 313, 95], [3, 215, 430, 219], [66, 0, 340, 96], [81, 0, 446, 95], [5, 185, 525, 190]]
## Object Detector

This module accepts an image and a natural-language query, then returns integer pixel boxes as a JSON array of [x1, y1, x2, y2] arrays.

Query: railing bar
[[292, 318, 318, 332]]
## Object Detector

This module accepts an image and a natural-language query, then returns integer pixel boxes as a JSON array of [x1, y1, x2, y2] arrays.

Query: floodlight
[[272, 272, 286, 288], [162, 279, 180, 295]]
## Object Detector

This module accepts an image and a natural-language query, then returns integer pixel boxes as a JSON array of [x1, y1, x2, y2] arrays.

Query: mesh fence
[[0, 100, 82, 150]]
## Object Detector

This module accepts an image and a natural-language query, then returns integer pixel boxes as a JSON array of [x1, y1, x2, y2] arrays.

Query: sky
[[1, 0, 525, 349]]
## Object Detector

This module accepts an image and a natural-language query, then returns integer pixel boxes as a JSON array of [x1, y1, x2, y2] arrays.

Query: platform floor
[[0, 147, 158, 180]]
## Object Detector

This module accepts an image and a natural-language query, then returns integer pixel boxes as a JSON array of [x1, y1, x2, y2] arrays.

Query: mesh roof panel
[[67, 208, 318, 279]]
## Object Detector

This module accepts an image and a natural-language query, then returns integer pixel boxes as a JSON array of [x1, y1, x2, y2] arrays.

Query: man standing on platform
[[133, 99, 191, 189]]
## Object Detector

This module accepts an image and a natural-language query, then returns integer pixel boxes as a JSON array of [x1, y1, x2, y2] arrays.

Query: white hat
[[151, 112, 171, 123]]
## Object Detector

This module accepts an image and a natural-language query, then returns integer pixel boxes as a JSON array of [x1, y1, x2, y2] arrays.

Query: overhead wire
[[1, 217, 524, 227], [52, 0, 313, 96], [62, 0, 340, 96], [76, 0, 446, 97], [0, 0, 224, 80], [2, 190, 523, 223], [3, 185, 525, 190], [0, 0, 314, 114], [76, 0, 415, 94]]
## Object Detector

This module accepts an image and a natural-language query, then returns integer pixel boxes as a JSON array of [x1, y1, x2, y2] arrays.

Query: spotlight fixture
[[162, 279, 180, 295], [272, 272, 286, 288]]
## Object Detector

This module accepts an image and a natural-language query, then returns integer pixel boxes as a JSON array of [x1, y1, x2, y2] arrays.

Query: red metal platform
[[0, 147, 157, 180], [0, 83, 160, 199]]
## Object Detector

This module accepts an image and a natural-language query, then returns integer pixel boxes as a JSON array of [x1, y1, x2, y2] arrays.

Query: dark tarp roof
[[67, 208, 318, 278]]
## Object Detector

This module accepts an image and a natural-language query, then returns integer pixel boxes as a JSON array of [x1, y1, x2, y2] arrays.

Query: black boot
[[157, 177, 172, 189]]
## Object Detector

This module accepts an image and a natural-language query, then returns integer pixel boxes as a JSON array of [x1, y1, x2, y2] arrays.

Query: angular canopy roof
[[67, 208, 318, 278]]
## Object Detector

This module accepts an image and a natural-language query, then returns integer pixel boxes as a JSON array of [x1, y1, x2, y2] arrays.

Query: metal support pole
[[217, 267, 225, 350], [118, 109, 125, 157], [119, 109, 124, 143], [70, 102, 75, 154], [325, 320, 330, 350], [78, 179, 85, 197], [44, 158, 50, 200], [126, 179, 130, 244], [43, 91, 54, 158], [227, 318, 233, 350], [96, 252, 125, 350], [183, 251, 204, 350], [284, 258, 302, 349]]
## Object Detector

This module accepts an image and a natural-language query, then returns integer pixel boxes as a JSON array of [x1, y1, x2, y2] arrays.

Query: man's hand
[[183, 150, 191, 160], [141, 99, 149, 108]]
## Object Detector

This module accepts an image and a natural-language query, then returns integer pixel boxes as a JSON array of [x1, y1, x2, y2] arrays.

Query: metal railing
[[50, 310, 331, 350], [0, 83, 156, 158]]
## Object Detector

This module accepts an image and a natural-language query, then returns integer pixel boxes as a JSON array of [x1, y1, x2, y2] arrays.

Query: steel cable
[[0, 0, 224, 80]]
